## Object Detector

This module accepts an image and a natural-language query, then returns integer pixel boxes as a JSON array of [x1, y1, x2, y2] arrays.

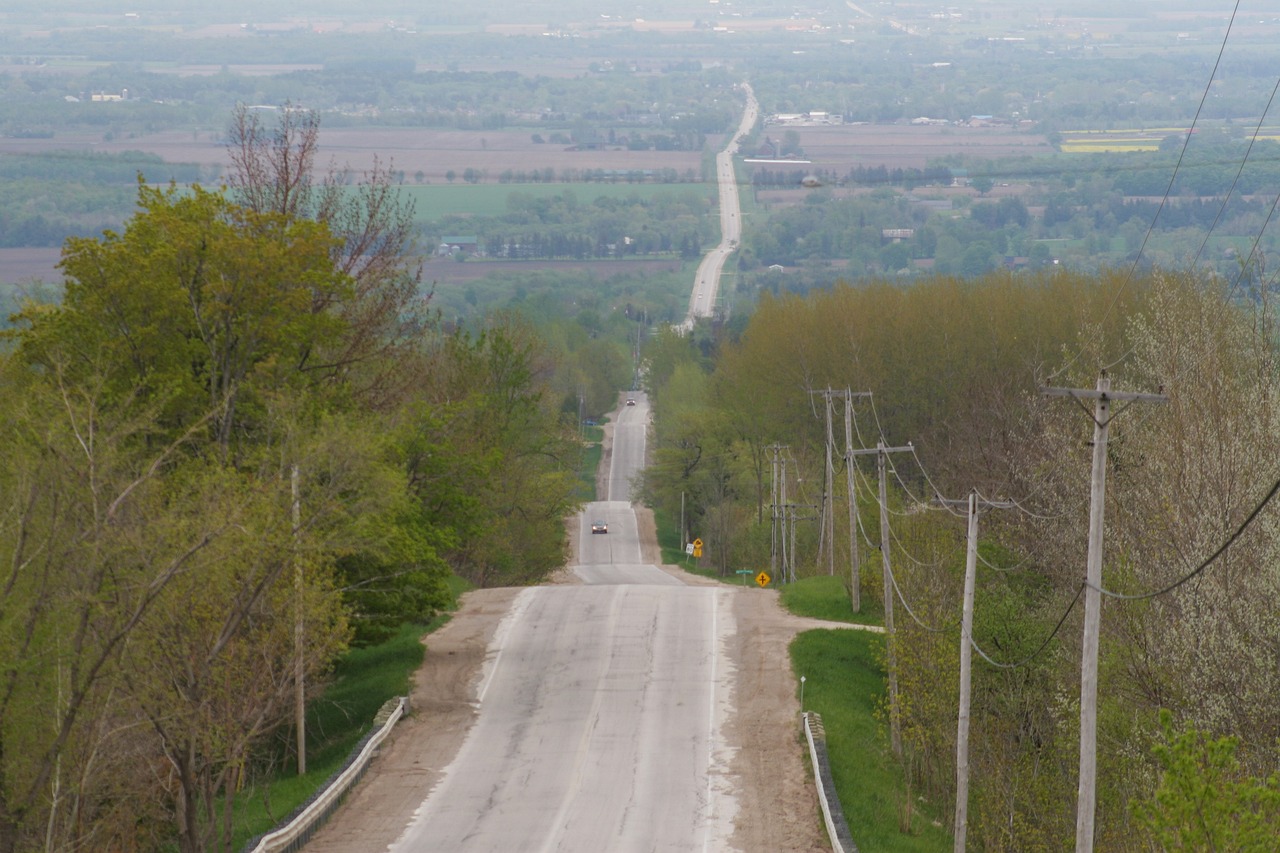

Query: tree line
[[426, 188, 715, 263], [641, 269, 1280, 846], [0, 107, 585, 852]]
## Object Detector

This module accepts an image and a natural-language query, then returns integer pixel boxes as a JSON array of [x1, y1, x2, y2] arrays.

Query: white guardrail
[[243, 696, 408, 853], [803, 711, 859, 853]]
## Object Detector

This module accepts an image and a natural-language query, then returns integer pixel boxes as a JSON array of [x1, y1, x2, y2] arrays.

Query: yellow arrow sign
[[692, 546, 703, 558], [692, 538, 703, 549], [755, 571, 771, 588]]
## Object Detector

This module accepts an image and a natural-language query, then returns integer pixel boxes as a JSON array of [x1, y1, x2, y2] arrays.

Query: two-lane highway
[[686, 84, 758, 327], [387, 393, 739, 852]]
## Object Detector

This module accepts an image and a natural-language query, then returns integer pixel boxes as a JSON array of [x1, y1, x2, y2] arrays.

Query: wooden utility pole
[[850, 440, 913, 757], [1042, 373, 1165, 852], [813, 389, 837, 576], [773, 455, 783, 581], [841, 391, 872, 611], [815, 389, 873, 589], [844, 397, 860, 612], [292, 464, 305, 776], [936, 490, 1013, 852], [767, 444, 787, 582]]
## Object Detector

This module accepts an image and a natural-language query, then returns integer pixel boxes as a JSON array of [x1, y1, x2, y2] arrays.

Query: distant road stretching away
[[385, 392, 741, 852], [683, 83, 757, 330]]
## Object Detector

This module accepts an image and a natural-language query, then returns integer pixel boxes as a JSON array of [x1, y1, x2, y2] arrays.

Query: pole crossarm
[[849, 444, 913, 457], [1039, 386, 1168, 403], [934, 496, 1015, 512], [1040, 384, 1167, 426]]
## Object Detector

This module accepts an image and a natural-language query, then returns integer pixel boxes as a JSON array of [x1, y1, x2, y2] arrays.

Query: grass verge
[[791, 630, 951, 852], [229, 574, 473, 848], [781, 573, 884, 626], [653, 509, 728, 580], [576, 423, 604, 502]]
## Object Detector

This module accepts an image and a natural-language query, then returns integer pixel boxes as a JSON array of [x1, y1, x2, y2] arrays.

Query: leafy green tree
[[31, 182, 349, 459], [1134, 711, 1280, 850], [403, 321, 580, 587]]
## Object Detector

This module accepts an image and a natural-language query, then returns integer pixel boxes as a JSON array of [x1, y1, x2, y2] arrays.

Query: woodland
[[640, 268, 1280, 848], [0, 110, 620, 852]]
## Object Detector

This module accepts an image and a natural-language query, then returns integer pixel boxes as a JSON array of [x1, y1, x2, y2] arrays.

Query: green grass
[[791, 630, 951, 852], [401, 182, 711, 221], [576, 423, 604, 502], [228, 575, 473, 847], [781, 574, 884, 626]]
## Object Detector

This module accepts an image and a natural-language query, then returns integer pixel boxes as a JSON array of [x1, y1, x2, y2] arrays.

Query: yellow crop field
[[1059, 140, 1161, 152], [1058, 126, 1280, 153]]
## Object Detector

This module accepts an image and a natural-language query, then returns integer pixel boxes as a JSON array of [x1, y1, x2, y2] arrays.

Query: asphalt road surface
[[386, 394, 740, 852], [686, 84, 757, 327]]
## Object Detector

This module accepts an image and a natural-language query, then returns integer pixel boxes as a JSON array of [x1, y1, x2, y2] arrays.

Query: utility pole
[[292, 464, 305, 776], [936, 490, 1013, 852], [812, 389, 837, 576], [815, 389, 872, 588], [825, 393, 835, 576], [1042, 372, 1165, 853], [842, 390, 872, 611], [850, 440, 913, 757], [778, 501, 817, 583], [773, 455, 783, 581], [767, 444, 787, 582]]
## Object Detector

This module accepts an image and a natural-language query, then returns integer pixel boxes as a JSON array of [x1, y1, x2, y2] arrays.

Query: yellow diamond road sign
[[755, 571, 771, 588], [692, 538, 703, 549]]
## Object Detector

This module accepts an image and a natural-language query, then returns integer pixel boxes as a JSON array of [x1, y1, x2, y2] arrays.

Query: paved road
[[686, 84, 758, 327], [387, 395, 740, 852]]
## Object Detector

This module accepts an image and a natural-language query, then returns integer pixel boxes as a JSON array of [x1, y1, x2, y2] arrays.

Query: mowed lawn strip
[[790, 629, 951, 852]]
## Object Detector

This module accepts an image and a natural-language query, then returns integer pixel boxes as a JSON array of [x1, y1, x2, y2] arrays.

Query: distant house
[[438, 235, 479, 256], [882, 228, 915, 243], [767, 264, 786, 273]]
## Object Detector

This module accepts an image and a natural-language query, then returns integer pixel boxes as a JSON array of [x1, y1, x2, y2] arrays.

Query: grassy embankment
[[229, 419, 605, 845], [785, 574, 949, 849]]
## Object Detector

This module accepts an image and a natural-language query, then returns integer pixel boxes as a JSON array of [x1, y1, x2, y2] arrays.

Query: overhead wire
[[969, 583, 1086, 670], [1187, 73, 1280, 273], [884, 555, 953, 635], [1096, 478, 1280, 601], [1044, 0, 1245, 381]]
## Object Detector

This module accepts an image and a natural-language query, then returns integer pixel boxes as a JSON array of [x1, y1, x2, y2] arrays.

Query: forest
[[640, 268, 1280, 848], [0, 111, 640, 851]]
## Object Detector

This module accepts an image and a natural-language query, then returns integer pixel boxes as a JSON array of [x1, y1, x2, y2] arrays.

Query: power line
[[1188, 74, 1280, 272], [969, 582, 1086, 671], [1095, 478, 1280, 602], [883, 553, 952, 635], [1046, 0, 1246, 382]]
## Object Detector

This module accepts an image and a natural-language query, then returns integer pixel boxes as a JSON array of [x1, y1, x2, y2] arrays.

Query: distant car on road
[[626, 398, 636, 406], [591, 520, 609, 534]]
